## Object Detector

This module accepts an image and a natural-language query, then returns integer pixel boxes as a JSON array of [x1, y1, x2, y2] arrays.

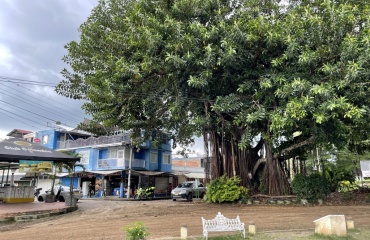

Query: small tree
[[123, 221, 150, 240]]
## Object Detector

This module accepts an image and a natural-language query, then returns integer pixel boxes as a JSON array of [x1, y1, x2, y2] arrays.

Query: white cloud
[[0, 130, 9, 140], [0, 44, 13, 69]]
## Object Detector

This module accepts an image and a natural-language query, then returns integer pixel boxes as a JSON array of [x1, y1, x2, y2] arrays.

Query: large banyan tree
[[56, 0, 370, 195]]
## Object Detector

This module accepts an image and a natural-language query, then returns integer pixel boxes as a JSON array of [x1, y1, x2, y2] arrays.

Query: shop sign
[[19, 160, 53, 173]]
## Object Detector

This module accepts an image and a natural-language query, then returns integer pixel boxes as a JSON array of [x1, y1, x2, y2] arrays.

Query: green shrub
[[325, 167, 356, 192], [206, 175, 248, 203], [291, 173, 329, 201], [123, 221, 149, 240]]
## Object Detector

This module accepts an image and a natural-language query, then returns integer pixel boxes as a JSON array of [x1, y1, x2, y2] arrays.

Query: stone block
[[313, 215, 347, 236]]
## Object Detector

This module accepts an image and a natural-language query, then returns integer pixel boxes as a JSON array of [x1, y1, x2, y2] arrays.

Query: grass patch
[[186, 228, 370, 240]]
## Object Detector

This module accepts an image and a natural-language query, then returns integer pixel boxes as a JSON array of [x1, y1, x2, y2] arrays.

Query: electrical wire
[[0, 76, 55, 87], [0, 109, 40, 130], [17, 83, 87, 114], [0, 83, 85, 123], [0, 106, 47, 128], [0, 99, 60, 123], [0, 88, 81, 123]]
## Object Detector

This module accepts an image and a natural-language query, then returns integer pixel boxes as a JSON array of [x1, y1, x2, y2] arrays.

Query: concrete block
[[180, 224, 187, 239], [249, 222, 256, 235], [346, 219, 354, 229], [313, 215, 347, 236]]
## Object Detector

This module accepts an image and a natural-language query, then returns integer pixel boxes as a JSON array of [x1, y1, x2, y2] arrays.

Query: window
[[150, 152, 158, 163], [124, 147, 131, 160], [79, 150, 90, 165], [201, 158, 205, 168], [42, 135, 49, 144], [163, 153, 171, 164], [107, 148, 117, 158]]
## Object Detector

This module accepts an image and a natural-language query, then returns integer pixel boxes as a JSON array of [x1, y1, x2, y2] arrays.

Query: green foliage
[[206, 175, 248, 203], [57, 0, 370, 195], [123, 221, 149, 240], [325, 168, 356, 192], [291, 173, 330, 201], [239, 187, 250, 204]]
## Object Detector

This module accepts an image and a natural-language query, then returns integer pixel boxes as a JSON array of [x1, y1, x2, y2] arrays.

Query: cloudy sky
[[0, 0, 205, 154], [0, 0, 97, 139]]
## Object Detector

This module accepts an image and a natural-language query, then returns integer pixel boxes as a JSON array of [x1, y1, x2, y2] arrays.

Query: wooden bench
[[201, 212, 245, 239]]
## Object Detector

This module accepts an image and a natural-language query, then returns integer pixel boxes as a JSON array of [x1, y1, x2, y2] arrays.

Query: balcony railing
[[97, 158, 145, 169], [57, 134, 131, 149]]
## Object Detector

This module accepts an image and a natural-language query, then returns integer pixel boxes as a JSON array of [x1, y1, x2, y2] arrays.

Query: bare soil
[[1, 196, 370, 240]]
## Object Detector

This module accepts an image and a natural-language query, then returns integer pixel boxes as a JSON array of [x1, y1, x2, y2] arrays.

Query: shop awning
[[131, 170, 173, 176], [84, 170, 123, 175], [0, 138, 80, 163], [46, 172, 70, 177], [184, 172, 205, 179]]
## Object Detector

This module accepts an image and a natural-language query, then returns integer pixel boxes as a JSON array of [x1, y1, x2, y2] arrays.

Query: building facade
[[171, 154, 207, 187], [35, 125, 173, 198]]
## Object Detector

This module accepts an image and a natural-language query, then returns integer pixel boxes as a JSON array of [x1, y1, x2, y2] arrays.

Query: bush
[[291, 173, 329, 201], [206, 175, 248, 203], [325, 167, 356, 192], [123, 221, 149, 240]]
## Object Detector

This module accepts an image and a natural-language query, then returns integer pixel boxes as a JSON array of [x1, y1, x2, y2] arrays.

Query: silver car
[[171, 181, 206, 201], [38, 185, 83, 202]]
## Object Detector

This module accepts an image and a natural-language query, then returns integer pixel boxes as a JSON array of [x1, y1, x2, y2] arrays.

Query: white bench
[[201, 212, 246, 239]]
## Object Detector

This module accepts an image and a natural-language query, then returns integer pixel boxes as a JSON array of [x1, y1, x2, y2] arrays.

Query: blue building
[[35, 124, 172, 198]]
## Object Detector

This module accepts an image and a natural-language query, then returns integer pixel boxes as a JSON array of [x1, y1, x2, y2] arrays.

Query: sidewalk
[[0, 196, 171, 221], [0, 200, 69, 220], [81, 195, 171, 201]]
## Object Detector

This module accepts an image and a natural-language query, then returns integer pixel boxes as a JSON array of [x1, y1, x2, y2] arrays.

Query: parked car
[[37, 185, 83, 202], [171, 181, 206, 201]]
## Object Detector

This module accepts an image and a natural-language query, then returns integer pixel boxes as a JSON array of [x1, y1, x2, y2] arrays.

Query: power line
[[17, 83, 86, 114], [0, 99, 59, 123], [0, 76, 55, 87], [0, 74, 215, 103], [0, 106, 47, 128], [0, 88, 81, 124], [0, 83, 84, 123], [0, 109, 39, 130]]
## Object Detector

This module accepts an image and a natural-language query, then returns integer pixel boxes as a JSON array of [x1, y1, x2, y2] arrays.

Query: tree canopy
[[56, 0, 370, 195]]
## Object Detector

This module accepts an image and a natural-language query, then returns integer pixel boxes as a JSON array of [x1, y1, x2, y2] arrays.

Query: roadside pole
[[127, 140, 133, 199]]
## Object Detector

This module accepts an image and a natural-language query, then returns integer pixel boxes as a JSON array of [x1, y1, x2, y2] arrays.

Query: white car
[[37, 185, 82, 202], [171, 181, 206, 201]]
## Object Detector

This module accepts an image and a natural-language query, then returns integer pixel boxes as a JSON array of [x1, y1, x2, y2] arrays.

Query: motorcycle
[[34, 188, 42, 198], [134, 186, 155, 200]]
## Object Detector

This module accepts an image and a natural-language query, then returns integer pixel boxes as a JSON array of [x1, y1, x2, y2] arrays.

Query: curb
[[0, 206, 78, 223]]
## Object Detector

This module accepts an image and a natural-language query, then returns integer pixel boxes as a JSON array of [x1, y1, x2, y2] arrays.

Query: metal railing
[[97, 158, 145, 169], [57, 134, 131, 149]]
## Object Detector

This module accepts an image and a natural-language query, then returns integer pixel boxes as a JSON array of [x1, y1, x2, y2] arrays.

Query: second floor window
[[42, 135, 49, 144], [163, 153, 171, 164], [108, 148, 118, 158], [150, 152, 158, 163]]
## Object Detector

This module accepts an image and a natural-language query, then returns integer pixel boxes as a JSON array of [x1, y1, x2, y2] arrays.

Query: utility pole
[[127, 140, 133, 199]]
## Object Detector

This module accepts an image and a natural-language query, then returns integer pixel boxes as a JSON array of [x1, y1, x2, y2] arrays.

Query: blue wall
[[60, 177, 79, 189], [37, 130, 59, 149], [35, 129, 172, 173]]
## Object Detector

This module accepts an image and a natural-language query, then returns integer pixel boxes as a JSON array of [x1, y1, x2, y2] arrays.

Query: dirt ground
[[1, 198, 370, 240]]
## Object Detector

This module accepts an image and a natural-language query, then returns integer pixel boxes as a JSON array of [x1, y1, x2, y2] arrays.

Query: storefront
[[0, 138, 80, 203]]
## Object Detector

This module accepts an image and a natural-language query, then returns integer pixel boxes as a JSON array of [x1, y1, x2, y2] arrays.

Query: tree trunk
[[263, 139, 290, 195], [206, 128, 262, 189]]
